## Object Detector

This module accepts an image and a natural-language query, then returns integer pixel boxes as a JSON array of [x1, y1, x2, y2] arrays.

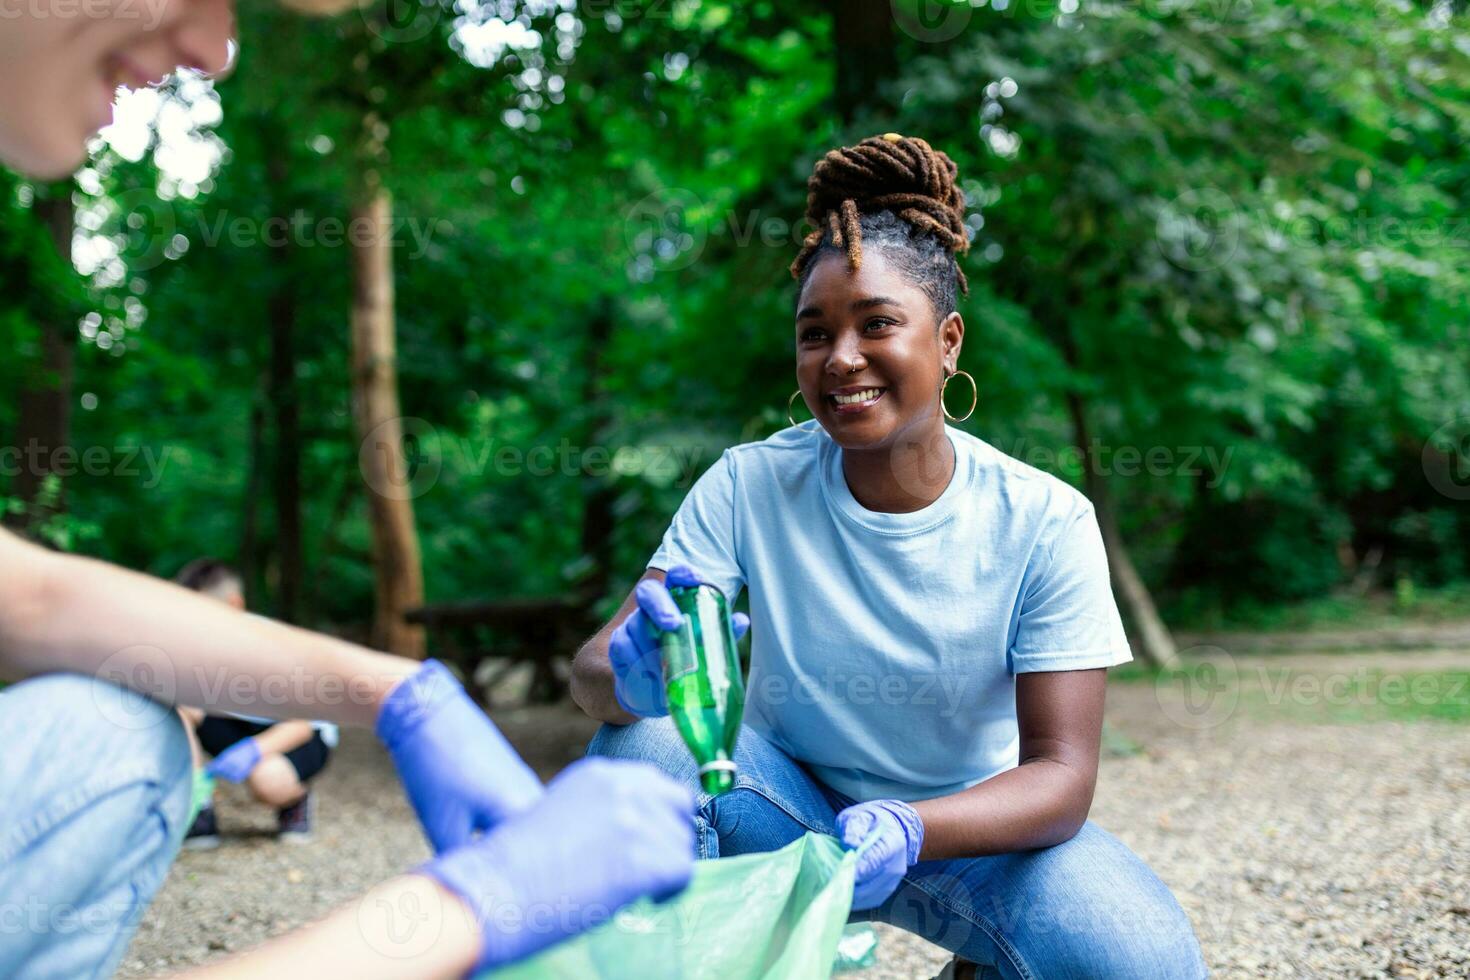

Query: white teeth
[[833, 388, 882, 405]]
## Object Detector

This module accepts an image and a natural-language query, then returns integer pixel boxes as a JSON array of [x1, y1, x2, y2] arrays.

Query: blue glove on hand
[[377, 659, 545, 853], [206, 737, 262, 783], [836, 799, 925, 911], [607, 565, 750, 718], [422, 757, 696, 971]]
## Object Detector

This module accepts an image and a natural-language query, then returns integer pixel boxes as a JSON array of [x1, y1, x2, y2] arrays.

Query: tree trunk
[[1066, 391, 1180, 669], [239, 374, 267, 607], [349, 185, 426, 658], [9, 187, 75, 524], [829, 0, 897, 123], [269, 225, 303, 625]]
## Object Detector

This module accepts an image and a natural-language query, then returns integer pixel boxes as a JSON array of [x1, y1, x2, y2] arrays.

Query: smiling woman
[[788, 136, 974, 513], [574, 133, 1209, 980]]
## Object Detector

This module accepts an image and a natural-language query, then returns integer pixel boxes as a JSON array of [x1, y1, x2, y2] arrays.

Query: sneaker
[[183, 804, 221, 850], [276, 792, 314, 843]]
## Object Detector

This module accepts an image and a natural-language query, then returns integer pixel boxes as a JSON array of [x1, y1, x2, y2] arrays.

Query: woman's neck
[[840, 422, 956, 514]]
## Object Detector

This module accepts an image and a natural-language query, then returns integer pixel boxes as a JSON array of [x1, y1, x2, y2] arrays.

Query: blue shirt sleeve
[[1009, 502, 1133, 674], [648, 450, 746, 602]]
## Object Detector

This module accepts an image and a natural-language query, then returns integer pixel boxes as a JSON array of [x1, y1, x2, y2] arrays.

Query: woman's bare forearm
[[911, 668, 1107, 859], [163, 875, 480, 980], [569, 623, 639, 726], [0, 530, 417, 729], [569, 571, 666, 726], [910, 754, 1095, 859]]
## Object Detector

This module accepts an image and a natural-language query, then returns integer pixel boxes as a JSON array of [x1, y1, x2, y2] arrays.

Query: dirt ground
[[119, 649, 1470, 979]]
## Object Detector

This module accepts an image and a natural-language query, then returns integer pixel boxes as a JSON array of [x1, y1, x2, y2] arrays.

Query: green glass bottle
[[659, 583, 745, 795]]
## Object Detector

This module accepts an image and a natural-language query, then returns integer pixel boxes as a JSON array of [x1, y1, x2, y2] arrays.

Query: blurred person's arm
[[161, 875, 481, 980], [0, 528, 545, 849], [253, 720, 318, 756], [204, 719, 321, 782], [0, 528, 415, 727], [910, 668, 1106, 858], [165, 757, 696, 980]]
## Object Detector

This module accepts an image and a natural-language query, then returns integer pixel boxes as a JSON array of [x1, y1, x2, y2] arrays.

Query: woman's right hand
[[607, 565, 749, 718]]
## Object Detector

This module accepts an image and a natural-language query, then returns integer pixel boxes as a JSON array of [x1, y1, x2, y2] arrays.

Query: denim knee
[[0, 673, 193, 856], [54, 671, 191, 782], [0, 673, 194, 979], [1002, 826, 1207, 979], [586, 717, 699, 781], [1021, 889, 1207, 979]]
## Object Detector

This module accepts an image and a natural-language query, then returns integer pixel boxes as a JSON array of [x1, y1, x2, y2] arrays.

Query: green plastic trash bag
[[484, 832, 856, 980], [188, 769, 215, 824], [832, 924, 879, 972]]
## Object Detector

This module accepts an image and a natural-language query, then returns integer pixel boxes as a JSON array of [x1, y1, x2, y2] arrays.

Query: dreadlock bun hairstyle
[[790, 133, 970, 320]]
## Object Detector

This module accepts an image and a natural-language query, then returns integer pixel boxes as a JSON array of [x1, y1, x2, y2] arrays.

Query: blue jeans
[[590, 719, 1208, 979], [0, 674, 193, 979]]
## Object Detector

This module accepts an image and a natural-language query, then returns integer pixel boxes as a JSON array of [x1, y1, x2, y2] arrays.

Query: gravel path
[[119, 650, 1470, 979]]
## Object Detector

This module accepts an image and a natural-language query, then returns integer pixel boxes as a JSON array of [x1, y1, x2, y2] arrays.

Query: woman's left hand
[[836, 799, 925, 910]]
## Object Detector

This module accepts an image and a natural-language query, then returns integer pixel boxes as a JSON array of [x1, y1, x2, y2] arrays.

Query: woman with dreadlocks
[[573, 134, 1207, 978]]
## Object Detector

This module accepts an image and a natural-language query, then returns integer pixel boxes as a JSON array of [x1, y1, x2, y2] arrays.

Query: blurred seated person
[[175, 560, 336, 846]]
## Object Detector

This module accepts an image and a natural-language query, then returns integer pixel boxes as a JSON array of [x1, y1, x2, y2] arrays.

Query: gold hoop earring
[[787, 390, 808, 428], [941, 370, 978, 423]]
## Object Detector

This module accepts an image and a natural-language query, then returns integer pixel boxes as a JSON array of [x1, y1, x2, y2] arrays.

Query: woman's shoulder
[[952, 428, 1094, 523], [710, 422, 828, 490], [726, 421, 828, 465]]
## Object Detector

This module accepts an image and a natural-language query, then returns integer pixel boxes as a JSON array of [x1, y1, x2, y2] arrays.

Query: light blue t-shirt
[[649, 422, 1131, 804]]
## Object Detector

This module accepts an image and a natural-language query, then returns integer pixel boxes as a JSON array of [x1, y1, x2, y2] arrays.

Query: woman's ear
[[940, 312, 965, 373]]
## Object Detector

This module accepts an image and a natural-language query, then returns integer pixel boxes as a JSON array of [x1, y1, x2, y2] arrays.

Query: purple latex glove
[[607, 564, 750, 718], [422, 757, 696, 971], [206, 737, 262, 783], [377, 659, 545, 854], [836, 799, 925, 910]]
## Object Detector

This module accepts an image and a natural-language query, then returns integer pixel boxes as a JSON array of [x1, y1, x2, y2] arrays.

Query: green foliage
[[3, 476, 101, 552], [2, 0, 1467, 636]]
